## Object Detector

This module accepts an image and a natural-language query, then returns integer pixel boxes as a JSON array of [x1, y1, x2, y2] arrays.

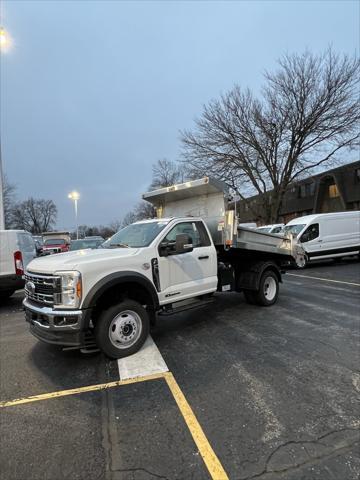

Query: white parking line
[[287, 273, 360, 287], [117, 336, 169, 380]]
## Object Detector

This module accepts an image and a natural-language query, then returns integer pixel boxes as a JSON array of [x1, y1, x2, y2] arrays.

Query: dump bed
[[143, 177, 304, 266]]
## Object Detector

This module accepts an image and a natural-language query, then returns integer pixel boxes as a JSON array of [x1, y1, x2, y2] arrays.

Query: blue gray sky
[[1, 0, 359, 230]]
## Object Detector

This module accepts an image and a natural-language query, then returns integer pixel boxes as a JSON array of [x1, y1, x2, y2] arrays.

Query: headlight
[[54, 270, 82, 309]]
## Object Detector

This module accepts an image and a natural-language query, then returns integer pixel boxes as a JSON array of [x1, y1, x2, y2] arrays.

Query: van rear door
[[0, 231, 13, 275]]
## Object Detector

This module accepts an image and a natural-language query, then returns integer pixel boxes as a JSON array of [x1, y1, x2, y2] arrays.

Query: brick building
[[236, 160, 360, 225]]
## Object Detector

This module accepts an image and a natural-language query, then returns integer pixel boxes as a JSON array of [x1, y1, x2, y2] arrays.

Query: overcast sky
[[1, 0, 359, 230]]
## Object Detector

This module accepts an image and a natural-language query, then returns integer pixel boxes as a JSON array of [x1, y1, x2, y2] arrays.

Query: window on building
[[298, 185, 306, 198], [328, 184, 340, 198], [355, 168, 360, 182], [298, 183, 314, 198]]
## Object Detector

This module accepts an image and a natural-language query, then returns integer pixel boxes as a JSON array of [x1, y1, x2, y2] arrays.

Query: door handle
[[318, 240, 323, 243], [198, 255, 209, 260]]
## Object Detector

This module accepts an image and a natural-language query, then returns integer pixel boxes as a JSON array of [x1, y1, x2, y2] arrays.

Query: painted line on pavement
[[118, 337, 228, 479], [1, 336, 229, 479], [117, 335, 168, 380], [0, 372, 165, 408], [287, 273, 360, 287], [164, 371, 229, 480], [118, 338, 228, 479]]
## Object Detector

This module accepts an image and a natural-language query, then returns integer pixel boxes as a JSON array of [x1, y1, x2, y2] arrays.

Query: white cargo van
[[284, 211, 360, 266], [0, 230, 36, 300]]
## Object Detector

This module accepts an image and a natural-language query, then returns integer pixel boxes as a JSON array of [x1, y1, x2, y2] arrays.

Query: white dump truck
[[23, 178, 304, 358]]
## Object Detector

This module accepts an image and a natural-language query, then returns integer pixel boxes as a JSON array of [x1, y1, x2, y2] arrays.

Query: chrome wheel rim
[[109, 310, 142, 349], [264, 277, 277, 301]]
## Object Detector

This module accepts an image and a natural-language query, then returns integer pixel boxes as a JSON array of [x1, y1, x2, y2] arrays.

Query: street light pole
[[0, 27, 10, 230], [0, 144, 5, 230], [68, 191, 80, 240]]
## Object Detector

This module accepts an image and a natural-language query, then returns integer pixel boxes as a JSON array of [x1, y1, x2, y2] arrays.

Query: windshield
[[283, 224, 306, 236], [44, 238, 66, 245], [101, 221, 169, 248], [257, 227, 271, 233]]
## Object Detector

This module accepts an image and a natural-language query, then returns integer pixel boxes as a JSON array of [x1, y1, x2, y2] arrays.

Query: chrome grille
[[24, 272, 61, 306]]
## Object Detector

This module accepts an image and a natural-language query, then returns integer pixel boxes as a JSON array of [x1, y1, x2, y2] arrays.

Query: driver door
[[157, 221, 217, 304]]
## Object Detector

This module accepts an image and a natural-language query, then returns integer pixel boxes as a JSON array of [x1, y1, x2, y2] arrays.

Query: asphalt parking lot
[[0, 259, 359, 480]]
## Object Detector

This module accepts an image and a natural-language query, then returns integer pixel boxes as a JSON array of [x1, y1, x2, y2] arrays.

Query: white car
[[283, 211, 360, 267], [0, 230, 36, 300], [256, 224, 284, 234]]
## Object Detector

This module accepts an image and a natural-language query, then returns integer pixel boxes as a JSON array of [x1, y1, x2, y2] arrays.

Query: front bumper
[[23, 298, 90, 346]]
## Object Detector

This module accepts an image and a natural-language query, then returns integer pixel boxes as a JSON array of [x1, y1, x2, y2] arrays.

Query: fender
[[81, 271, 160, 310]]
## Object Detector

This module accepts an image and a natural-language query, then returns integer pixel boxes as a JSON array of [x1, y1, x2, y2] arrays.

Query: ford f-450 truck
[[23, 178, 304, 358]]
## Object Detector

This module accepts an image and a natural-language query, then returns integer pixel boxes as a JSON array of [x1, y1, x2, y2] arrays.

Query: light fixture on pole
[[68, 191, 80, 239]]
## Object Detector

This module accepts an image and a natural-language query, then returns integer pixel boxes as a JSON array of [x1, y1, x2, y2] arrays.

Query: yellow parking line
[[164, 372, 229, 480], [0, 372, 165, 408], [1, 371, 229, 479]]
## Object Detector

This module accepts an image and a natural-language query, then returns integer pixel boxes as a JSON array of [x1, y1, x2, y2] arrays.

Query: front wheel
[[296, 254, 308, 269], [250, 271, 279, 306], [94, 300, 150, 359]]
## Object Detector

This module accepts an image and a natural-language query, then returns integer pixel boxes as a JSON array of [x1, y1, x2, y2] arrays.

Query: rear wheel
[[251, 271, 279, 306], [94, 300, 150, 359]]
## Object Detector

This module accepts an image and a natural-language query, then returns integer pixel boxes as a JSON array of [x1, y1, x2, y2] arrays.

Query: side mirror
[[175, 234, 193, 254]]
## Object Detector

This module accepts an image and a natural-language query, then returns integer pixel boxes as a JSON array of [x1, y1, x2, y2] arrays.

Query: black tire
[[252, 271, 279, 306], [296, 254, 308, 269], [94, 300, 150, 359], [243, 290, 257, 304]]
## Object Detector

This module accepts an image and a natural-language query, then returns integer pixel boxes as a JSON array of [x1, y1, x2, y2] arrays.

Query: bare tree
[[134, 201, 156, 220], [3, 176, 16, 228], [109, 219, 122, 233], [181, 49, 359, 223], [10, 198, 57, 234], [121, 211, 138, 228], [150, 158, 183, 189]]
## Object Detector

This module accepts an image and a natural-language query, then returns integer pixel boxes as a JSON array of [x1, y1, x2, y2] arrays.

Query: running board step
[[159, 297, 214, 316]]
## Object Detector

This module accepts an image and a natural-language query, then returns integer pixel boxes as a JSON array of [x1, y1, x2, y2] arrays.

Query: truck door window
[[300, 223, 319, 243], [163, 222, 202, 248], [195, 221, 211, 246]]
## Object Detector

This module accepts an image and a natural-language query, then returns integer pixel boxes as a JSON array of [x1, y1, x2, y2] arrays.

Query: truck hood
[[26, 248, 140, 274]]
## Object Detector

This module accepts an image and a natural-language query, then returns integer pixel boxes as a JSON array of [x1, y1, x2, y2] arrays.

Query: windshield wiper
[[108, 243, 130, 248]]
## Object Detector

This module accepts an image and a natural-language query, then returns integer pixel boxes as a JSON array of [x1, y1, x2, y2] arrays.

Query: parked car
[[283, 211, 360, 267], [256, 224, 284, 234], [238, 222, 257, 229], [84, 236, 104, 241], [70, 238, 104, 251], [0, 230, 36, 300]]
